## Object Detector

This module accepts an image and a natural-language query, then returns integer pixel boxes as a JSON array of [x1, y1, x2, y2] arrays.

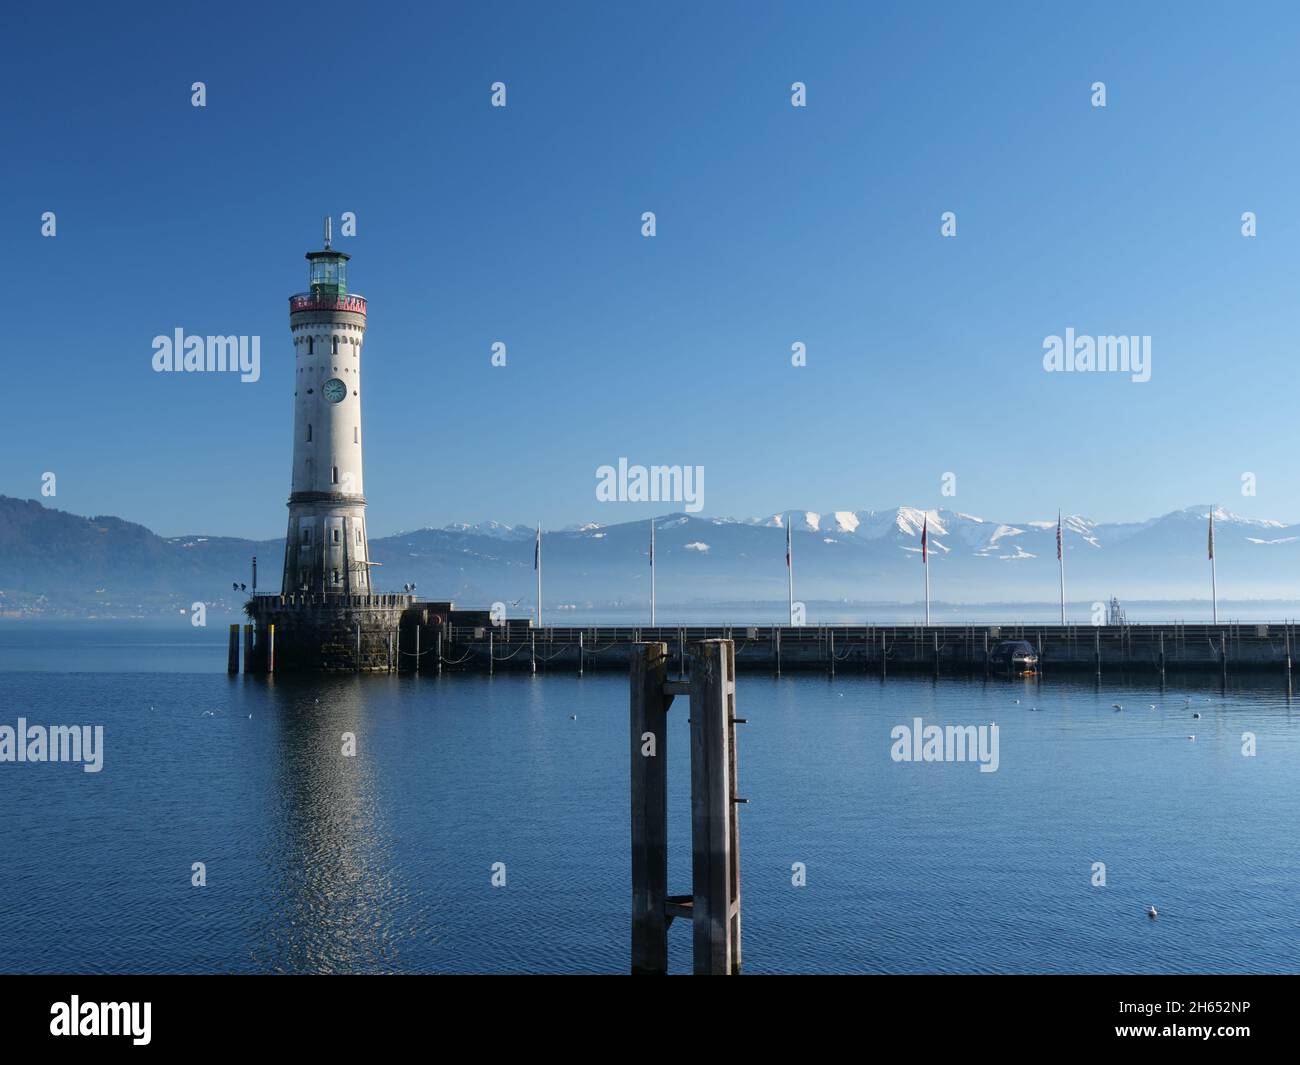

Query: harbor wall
[[419, 622, 1299, 675]]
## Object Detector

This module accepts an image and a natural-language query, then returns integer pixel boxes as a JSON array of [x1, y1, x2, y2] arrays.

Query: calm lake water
[[1, 623, 1297, 974]]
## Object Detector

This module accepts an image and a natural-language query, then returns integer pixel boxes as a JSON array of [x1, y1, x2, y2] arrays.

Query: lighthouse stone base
[[251, 594, 415, 672]]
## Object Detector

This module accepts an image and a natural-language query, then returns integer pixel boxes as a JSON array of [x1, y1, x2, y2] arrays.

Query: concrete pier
[[241, 591, 1300, 678], [422, 621, 1300, 675]]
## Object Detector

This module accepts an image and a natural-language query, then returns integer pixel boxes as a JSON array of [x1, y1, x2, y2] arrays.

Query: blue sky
[[3, 1, 1298, 538]]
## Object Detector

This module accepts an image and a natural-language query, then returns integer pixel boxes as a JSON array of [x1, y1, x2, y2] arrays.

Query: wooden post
[[630, 642, 671, 975], [436, 629, 443, 675], [267, 623, 275, 675], [828, 629, 835, 678], [242, 624, 254, 674], [489, 629, 494, 675], [690, 639, 741, 975], [355, 623, 362, 673], [414, 624, 421, 675], [531, 629, 536, 675], [1094, 628, 1101, 674], [1159, 631, 1165, 675], [775, 626, 782, 677], [578, 630, 584, 675], [228, 624, 240, 674]]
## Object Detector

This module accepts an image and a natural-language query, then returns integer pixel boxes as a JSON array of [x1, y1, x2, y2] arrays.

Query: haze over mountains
[[3, 495, 1298, 620]]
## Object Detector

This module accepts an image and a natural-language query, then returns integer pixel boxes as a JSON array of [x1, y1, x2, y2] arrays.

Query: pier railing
[[422, 621, 1300, 675]]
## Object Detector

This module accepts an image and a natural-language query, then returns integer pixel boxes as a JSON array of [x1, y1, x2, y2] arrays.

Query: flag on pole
[[649, 518, 656, 625], [534, 522, 543, 628], [921, 516, 928, 564], [1056, 509, 1066, 625], [1208, 509, 1215, 559], [786, 520, 792, 568]]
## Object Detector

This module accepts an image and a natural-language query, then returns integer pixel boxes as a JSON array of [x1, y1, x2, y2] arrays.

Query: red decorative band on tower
[[288, 293, 367, 316]]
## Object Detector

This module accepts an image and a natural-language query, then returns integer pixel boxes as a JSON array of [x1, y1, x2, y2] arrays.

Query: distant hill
[[0, 496, 280, 617], [1, 495, 1297, 618]]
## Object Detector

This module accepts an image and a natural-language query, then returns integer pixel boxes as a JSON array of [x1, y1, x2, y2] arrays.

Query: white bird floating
[[1148, 906, 1158, 919], [1187, 735, 1196, 741], [1149, 704, 1157, 710], [569, 714, 577, 720], [1192, 712, 1201, 719], [1113, 704, 1123, 712]]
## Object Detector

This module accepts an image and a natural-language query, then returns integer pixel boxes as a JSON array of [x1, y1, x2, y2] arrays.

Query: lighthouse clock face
[[322, 378, 346, 404]]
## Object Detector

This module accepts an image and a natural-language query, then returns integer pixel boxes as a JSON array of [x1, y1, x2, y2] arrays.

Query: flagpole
[[922, 514, 930, 625], [1210, 506, 1218, 624], [536, 522, 542, 629], [1058, 509, 1066, 625], [650, 517, 656, 626], [787, 513, 795, 625]]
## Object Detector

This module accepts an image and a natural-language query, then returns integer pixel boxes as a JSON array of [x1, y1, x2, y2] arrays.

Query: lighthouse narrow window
[[306, 423, 312, 442], [353, 426, 358, 443], [332, 336, 339, 355], [307, 337, 314, 355], [355, 526, 362, 544], [332, 528, 340, 544], [331, 466, 339, 484], [302, 528, 311, 545]]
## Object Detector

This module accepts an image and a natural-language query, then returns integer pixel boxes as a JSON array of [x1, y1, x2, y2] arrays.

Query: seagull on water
[[1192, 712, 1201, 719], [1148, 906, 1158, 919]]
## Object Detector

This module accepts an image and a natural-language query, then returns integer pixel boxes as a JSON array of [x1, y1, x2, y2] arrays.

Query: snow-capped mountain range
[[382, 504, 1297, 607], [4, 496, 1298, 616]]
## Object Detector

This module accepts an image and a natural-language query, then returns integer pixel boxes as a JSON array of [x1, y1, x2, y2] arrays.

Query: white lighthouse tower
[[249, 223, 411, 673], [281, 218, 372, 595]]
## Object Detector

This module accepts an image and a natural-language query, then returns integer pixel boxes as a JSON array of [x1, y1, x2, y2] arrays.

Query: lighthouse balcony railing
[[251, 592, 412, 611], [288, 293, 367, 315]]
